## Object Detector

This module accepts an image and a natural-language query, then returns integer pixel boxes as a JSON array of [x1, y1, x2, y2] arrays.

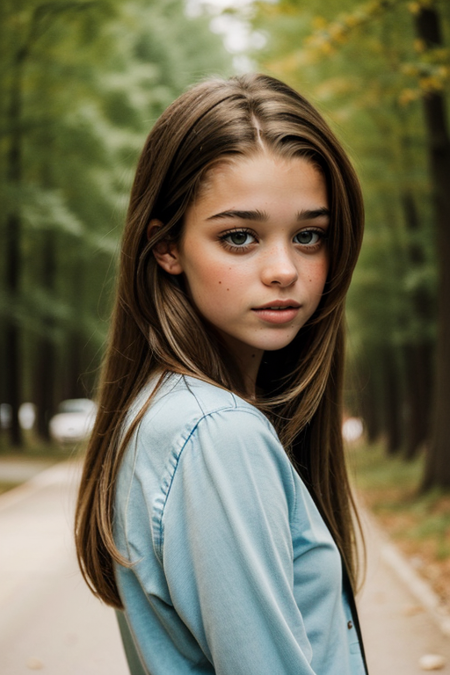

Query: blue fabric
[[114, 374, 366, 675]]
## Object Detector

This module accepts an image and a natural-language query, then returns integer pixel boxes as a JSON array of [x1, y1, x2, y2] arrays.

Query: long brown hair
[[75, 73, 364, 608]]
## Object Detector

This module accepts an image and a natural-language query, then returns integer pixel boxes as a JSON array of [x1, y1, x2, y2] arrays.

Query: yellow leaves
[[399, 88, 421, 105], [291, 0, 398, 65], [399, 64, 449, 105], [315, 76, 358, 101], [399, 40, 449, 103], [365, 0, 383, 13], [427, 48, 450, 65], [329, 22, 347, 44], [265, 49, 317, 75], [419, 75, 445, 92], [320, 41, 336, 55], [344, 14, 365, 29], [408, 0, 436, 11], [256, 0, 448, 115], [437, 65, 450, 80], [401, 48, 450, 101], [304, 22, 347, 55], [253, 2, 290, 20], [401, 63, 420, 77], [312, 16, 327, 31], [408, 2, 421, 14], [414, 39, 426, 53]]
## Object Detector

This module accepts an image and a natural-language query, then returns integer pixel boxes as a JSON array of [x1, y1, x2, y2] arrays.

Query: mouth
[[253, 300, 301, 311], [251, 300, 301, 325]]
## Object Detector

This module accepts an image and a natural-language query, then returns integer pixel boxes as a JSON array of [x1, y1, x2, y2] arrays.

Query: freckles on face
[[174, 151, 330, 366]]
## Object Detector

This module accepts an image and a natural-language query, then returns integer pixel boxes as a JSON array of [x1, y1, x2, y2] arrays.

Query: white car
[[49, 399, 97, 444], [0, 402, 36, 430]]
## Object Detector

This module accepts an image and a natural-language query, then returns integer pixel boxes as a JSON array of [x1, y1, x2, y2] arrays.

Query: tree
[[0, 0, 232, 447], [415, 4, 450, 489], [248, 0, 447, 463]]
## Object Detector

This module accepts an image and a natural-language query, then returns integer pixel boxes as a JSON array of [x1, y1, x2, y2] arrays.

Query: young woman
[[75, 73, 367, 675]]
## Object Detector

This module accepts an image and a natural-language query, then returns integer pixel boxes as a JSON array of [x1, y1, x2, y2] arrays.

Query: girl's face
[[155, 151, 329, 385]]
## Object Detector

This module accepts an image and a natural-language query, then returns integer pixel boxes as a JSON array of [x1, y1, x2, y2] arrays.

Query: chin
[[253, 337, 299, 352]]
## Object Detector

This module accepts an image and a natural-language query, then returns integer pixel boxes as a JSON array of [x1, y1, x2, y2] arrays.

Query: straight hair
[[75, 73, 365, 609]]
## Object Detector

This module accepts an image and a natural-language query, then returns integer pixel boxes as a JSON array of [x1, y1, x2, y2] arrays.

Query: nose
[[260, 245, 298, 287]]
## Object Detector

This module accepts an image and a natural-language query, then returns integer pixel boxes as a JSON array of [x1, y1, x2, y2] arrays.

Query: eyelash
[[218, 227, 328, 253]]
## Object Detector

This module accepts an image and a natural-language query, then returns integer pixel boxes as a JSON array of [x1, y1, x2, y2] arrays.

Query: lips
[[253, 300, 301, 310], [252, 300, 301, 325]]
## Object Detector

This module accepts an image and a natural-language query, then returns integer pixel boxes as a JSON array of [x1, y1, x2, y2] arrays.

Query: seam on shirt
[[154, 405, 285, 565], [154, 405, 271, 564], [123, 429, 141, 561], [182, 375, 207, 416], [288, 463, 299, 524], [121, 375, 183, 563], [182, 374, 239, 417]]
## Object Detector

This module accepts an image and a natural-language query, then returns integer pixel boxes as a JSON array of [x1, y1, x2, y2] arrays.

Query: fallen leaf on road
[[26, 657, 44, 670], [441, 618, 450, 637], [419, 654, 446, 670], [403, 603, 424, 616]]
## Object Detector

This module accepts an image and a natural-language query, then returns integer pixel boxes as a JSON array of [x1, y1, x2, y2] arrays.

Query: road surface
[[0, 460, 449, 674]]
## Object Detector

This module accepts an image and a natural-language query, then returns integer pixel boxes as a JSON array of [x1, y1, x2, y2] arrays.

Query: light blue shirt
[[114, 374, 366, 675]]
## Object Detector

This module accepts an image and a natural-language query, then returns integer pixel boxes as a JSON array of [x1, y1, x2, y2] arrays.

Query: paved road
[[358, 509, 450, 673], [0, 463, 128, 675], [0, 460, 449, 674]]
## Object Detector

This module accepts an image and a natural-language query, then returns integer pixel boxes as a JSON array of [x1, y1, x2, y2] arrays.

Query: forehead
[[191, 151, 328, 215]]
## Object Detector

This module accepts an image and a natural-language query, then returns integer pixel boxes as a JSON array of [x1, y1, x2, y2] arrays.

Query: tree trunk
[[383, 347, 403, 455], [415, 6, 450, 489], [358, 361, 382, 443], [34, 231, 57, 440], [65, 332, 86, 400], [4, 57, 25, 448], [400, 192, 434, 459], [403, 342, 433, 459]]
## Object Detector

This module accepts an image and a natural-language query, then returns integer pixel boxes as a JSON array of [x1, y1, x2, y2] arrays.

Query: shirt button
[[347, 620, 353, 630]]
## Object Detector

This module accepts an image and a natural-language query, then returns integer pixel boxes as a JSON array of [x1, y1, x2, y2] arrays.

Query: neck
[[241, 353, 262, 399], [219, 335, 263, 399]]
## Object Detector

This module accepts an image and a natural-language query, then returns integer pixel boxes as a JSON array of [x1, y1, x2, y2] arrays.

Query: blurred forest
[[0, 0, 231, 446], [247, 0, 450, 490], [1, 0, 450, 493]]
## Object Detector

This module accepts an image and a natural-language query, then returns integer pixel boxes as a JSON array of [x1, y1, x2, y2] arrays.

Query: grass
[[0, 431, 85, 495], [348, 441, 450, 607], [0, 481, 22, 496], [0, 431, 82, 461]]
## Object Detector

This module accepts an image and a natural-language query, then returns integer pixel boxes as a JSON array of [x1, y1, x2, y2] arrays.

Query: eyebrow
[[206, 209, 268, 222], [297, 207, 330, 221], [206, 207, 330, 222]]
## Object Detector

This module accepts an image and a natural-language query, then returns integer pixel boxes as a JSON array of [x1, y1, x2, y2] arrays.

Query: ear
[[148, 219, 183, 275]]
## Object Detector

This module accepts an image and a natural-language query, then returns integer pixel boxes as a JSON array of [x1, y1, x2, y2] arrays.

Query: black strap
[[342, 567, 370, 674]]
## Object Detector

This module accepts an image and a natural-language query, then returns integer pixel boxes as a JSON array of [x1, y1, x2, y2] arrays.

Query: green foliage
[[0, 0, 232, 429], [348, 441, 423, 492], [349, 442, 450, 558], [249, 0, 448, 453]]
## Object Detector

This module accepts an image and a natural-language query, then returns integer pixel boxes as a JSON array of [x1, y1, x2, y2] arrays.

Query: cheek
[[184, 255, 245, 297], [182, 260, 229, 311], [306, 257, 329, 293]]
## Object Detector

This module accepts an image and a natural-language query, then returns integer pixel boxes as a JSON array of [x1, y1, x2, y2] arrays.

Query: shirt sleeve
[[160, 407, 318, 675]]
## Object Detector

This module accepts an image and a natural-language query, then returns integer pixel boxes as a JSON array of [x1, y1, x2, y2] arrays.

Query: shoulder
[[127, 373, 295, 498], [135, 373, 277, 450], [116, 375, 298, 563], [158, 377, 294, 494]]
